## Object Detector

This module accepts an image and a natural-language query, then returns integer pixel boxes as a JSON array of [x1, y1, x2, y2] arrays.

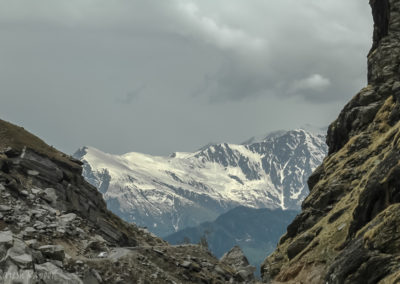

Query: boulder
[[181, 260, 192, 269], [9, 253, 33, 269], [0, 231, 13, 246], [39, 245, 65, 261], [6, 240, 32, 269], [0, 205, 12, 212], [220, 246, 255, 282], [220, 246, 250, 268], [35, 262, 83, 284], [41, 188, 58, 205], [59, 213, 77, 225]]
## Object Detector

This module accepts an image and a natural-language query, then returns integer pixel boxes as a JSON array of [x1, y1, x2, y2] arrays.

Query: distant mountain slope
[[74, 129, 327, 236], [165, 206, 298, 275]]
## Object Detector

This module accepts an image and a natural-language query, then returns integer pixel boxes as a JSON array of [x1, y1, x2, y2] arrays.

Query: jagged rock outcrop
[[0, 119, 255, 283], [220, 246, 256, 283], [262, 1, 400, 283]]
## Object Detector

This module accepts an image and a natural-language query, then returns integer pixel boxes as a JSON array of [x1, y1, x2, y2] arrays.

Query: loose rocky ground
[[0, 118, 258, 283]]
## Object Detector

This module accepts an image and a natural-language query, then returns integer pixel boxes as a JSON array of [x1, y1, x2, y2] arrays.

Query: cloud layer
[[0, 0, 372, 155]]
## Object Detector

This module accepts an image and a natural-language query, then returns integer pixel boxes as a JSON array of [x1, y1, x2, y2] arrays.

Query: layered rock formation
[[0, 119, 256, 283], [262, 0, 400, 283]]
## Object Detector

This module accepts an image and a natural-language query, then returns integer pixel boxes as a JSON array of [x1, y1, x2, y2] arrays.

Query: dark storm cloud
[[0, 0, 372, 155], [185, 0, 372, 103]]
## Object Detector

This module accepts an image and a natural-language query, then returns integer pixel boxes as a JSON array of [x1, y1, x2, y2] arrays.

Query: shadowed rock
[[262, 0, 400, 282]]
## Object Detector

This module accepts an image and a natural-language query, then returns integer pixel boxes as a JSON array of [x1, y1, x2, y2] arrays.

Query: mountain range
[[74, 129, 327, 237]]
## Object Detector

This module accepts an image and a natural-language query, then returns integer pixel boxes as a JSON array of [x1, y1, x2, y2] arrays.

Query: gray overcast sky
[[0, 0, 372, 156]]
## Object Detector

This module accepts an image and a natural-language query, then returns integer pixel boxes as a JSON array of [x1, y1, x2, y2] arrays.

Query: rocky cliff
[[262, 0, 400, 283], [0, 118, 256, 283]]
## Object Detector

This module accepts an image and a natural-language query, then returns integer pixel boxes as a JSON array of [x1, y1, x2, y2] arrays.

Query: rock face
[[0, 118, 255, 283], [75, 129, 327, 237], [220, 246, 256, 283], [262, 0, 400, 283]]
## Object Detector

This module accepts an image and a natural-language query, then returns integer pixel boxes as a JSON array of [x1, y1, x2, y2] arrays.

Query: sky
[[0, 0, 373, 156]]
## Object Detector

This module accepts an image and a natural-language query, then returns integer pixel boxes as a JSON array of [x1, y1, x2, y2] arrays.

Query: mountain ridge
[[75, 129, 327, 236]]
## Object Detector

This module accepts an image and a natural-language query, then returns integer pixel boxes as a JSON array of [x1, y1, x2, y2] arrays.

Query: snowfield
[[74, 129, 328, 236]]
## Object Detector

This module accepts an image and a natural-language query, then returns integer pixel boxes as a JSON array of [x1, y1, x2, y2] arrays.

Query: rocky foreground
[[0, 118, 257, 283], [262, 0, 400, 283]]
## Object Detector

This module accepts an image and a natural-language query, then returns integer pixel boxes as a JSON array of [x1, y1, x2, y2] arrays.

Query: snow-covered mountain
[[74, 129, 327, 237]]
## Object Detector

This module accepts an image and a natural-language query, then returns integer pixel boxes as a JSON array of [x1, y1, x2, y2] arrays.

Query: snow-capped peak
[[74, 129, 328, 237]]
